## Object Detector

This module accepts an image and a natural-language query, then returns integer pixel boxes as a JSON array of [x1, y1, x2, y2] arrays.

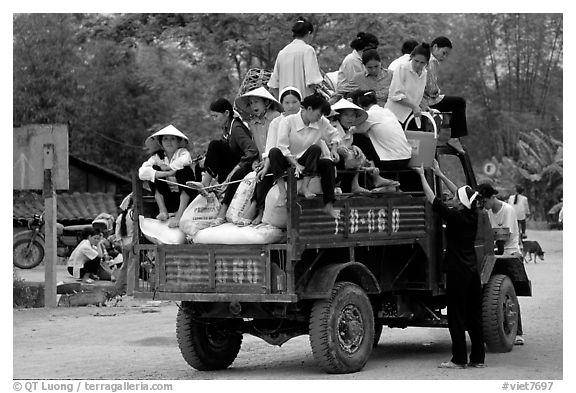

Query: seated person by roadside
[[250, 87, 303, 225], [138, 125, 197, 228], [67, 227, 105, 284], [269, 94, 342, 218], [192, 98, 259, 226], [351, 49, 393, 106], [329, 98, 398, 193]]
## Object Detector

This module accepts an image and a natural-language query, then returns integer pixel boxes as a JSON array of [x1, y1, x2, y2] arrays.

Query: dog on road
[[522, 240, 545, 263]]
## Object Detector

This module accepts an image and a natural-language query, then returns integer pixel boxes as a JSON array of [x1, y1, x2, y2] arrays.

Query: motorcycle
[[13, 214, 105, 269]]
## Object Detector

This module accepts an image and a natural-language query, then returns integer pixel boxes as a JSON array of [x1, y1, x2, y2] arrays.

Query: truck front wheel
[[176, 305, 242, 371], [309, 281, 374, 374], [482, 274, 518, 352]]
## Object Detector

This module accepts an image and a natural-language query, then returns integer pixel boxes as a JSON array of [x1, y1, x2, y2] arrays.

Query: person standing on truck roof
[[419, 36, 468, 154], [477, 183, 526, 346], [267, 17, 323, 100], [270, 94, 342, 219], [193, 98, 260, 227], [415, 160, 486, 369]]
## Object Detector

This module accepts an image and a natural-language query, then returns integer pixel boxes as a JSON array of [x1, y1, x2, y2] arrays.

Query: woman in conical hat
[[138, 124, 197, 228], [234, 86, 283, 162]]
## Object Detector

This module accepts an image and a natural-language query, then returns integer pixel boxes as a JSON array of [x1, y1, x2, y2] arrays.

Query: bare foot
[[322, 204, 341, 219], [373, 176, 400, 188], [299, 187, 316, 199], [156, 211, 169, 221], [251, 211, 263, 225], [351, 186, 370, 193]]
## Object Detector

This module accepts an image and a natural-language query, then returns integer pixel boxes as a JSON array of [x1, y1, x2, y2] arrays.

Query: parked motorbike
[[13, 214, 96, 269]]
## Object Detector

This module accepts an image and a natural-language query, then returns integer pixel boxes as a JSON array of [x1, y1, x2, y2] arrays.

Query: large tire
[[13, 237, 45, 269], [309, 281, 374, 374], [176, 305, 242, 371], [482, 274, 518, 352]]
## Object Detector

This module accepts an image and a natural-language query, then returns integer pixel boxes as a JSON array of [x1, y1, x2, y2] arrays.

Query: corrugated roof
[[13, 191, 118, 224]]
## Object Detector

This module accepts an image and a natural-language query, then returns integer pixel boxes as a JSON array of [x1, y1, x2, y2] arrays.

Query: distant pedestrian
[[507, 185, 530, 239], [112, 194, 134, 296]]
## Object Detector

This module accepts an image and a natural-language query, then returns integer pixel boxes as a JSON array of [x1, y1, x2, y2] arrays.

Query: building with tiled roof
[[13, 155, 133, 226]]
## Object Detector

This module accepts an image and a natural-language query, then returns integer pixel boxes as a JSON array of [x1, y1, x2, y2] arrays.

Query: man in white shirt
[[478, 183, 525, 346]]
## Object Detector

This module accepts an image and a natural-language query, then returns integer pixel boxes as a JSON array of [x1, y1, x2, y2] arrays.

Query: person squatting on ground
[[477, 183, 526, 346], [416, 160, 486, 369], [420, 36, 468, 154], [269, 94, 342, 218], [138, 125, 197, 228], [67, 227, 105, 284], [267, 17, 323, 100]]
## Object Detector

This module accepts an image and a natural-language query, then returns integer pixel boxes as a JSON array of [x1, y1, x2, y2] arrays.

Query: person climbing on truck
[[415, 160, 485, 369]]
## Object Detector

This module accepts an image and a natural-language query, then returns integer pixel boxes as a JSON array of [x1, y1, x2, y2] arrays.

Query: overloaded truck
[[132, 144, 531, 374]]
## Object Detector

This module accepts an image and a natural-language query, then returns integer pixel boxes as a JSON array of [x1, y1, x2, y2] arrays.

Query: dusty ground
[[12, 229, 565, 382]]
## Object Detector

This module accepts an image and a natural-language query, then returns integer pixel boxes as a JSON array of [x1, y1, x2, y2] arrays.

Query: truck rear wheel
[[482, 274, 518, 352], [176, 305, 242, 371], [309, 281, 374, 374]]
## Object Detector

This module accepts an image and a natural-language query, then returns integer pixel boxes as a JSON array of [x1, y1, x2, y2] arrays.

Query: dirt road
[[12, 229, 563, 380]]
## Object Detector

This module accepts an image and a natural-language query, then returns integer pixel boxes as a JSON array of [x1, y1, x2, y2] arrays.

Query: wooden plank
[[43, 144, 57, 308]]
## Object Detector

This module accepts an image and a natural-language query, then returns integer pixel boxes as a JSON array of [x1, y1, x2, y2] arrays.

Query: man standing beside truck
[[477, 183, 526, 346], [415, 161, 485, 369]]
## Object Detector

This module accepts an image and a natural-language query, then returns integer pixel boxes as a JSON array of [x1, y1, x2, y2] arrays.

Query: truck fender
[[13, 230, 45, 247], [299, 262, 381, 299], [480, 255, 532, 297]]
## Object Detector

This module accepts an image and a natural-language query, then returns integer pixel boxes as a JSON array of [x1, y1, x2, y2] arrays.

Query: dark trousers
[[204, 139, 240, 183], [518, 220, 526, 236], [446, 270, 485, 365], [148, 165, 197, 213], [430, 96, 468, 138], [269, 145, 335, 204], [253, 174, 274, 212], [68, 257, 100, 278]]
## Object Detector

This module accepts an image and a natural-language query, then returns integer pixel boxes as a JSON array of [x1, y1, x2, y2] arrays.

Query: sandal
[[438, 361, 466, 369]]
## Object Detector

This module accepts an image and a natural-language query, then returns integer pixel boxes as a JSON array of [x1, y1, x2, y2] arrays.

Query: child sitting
[[329, 98, 399, 192], [138, 125, 197, 228]]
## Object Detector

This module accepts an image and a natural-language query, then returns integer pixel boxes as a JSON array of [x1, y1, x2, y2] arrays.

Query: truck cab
[[131, 145, 531, 374]]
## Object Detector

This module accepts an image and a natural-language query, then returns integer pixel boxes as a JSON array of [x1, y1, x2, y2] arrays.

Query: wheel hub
[[337, 304, 365, 354], [502, 294, 518, 334]]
